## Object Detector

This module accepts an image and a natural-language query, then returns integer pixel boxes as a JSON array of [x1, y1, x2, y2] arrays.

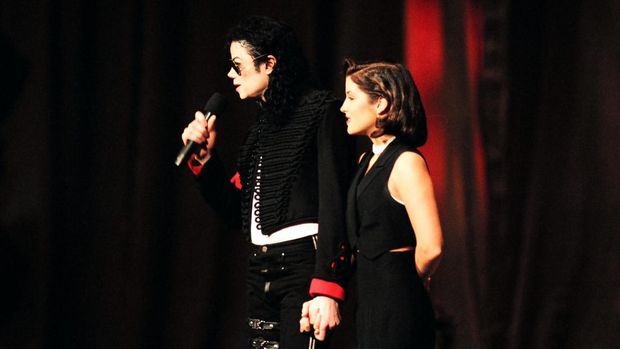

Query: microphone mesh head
[[204, 92, 226, 115]]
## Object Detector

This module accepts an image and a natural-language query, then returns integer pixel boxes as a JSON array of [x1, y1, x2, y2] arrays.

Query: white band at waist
[[251, 222, 318, 246]]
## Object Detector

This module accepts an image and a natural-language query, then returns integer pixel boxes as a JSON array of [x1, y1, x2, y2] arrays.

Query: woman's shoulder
[[394, 149, 425, 164], [391, 139, 424, 158], [391, 148, 428, 182]]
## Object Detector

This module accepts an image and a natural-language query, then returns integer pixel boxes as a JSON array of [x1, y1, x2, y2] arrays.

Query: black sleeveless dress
[[346, 139, 435, 348]]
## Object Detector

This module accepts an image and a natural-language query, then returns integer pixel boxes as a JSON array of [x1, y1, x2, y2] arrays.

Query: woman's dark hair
[[226, 16, 312, 124], [344, 59, 427, 147]]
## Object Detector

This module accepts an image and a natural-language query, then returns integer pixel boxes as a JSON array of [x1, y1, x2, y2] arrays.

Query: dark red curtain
[[404, 1, 488, 347], [404, 0, 620, 348]]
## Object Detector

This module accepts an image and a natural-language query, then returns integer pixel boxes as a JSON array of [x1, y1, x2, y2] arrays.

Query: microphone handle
[[174, 112, 213, 166]]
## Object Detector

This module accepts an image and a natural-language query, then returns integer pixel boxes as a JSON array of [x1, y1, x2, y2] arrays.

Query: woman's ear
[[264, 55, 277, 75], [376, 97, 388, 116]]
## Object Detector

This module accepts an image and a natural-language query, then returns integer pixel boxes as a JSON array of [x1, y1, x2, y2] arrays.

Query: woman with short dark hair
[[303, 60, 443, 348]]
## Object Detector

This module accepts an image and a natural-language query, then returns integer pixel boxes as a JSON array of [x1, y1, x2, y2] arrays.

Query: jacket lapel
[[346, 152, 372, 240], [355, 140, 401, 197]]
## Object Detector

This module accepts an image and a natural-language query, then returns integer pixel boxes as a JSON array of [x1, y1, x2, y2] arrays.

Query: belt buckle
[[248, 318, 278, 330], [251, 337, 279, 349], [248, 318, 263, 330]]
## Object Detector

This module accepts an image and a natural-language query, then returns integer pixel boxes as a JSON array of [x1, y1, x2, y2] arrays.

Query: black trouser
[[247, 236, 325, 349]]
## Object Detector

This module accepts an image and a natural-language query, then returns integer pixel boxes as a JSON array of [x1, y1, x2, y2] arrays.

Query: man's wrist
[[187, 153, 211, 176], [309, 278, 345, 301]]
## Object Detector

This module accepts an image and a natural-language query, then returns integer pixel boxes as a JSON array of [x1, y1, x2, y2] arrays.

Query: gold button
[[261, 246, 268, 253]]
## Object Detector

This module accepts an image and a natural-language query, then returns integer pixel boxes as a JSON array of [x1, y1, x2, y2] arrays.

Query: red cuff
[[309, 278, 345, 302], [187, 154, 205, 176]]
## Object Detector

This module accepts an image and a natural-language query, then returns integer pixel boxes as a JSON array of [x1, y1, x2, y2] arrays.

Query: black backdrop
[[1, 1, 619, 348]]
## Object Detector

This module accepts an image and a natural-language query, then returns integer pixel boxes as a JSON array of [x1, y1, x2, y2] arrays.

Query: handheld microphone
[[174, 92, 226, 166]]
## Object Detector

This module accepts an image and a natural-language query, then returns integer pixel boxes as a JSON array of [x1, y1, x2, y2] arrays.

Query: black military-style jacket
[[195, 89, 354, 290]]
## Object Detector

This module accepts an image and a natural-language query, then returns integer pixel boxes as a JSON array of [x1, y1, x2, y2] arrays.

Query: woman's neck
[[369, 134, 396, 145], [369, 135, 396, 155]]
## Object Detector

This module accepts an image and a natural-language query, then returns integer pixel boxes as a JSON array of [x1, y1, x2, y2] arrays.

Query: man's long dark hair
[[226, 16, 313, 125]]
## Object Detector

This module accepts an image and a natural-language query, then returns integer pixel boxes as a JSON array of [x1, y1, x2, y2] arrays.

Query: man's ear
[[264, 55, 277, 75], [376, 97, 388, 116]]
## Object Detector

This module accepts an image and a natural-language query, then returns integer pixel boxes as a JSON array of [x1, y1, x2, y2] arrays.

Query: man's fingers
[[312, 313, 323, 338], [308, 304, 320, 324], [319, 313, 330, 333], [206, 115, 217, 131], [299, 301, 313, 333], [314, 331, 326, 341], [299, 316, 311, 333], [301, 301, 310, 317], [312, 313, 321, 328], [194, 111, 208, 125], [314, 317, 326, 342]]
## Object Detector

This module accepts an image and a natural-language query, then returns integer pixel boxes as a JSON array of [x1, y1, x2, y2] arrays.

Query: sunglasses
[[229, 54, 269, 75]]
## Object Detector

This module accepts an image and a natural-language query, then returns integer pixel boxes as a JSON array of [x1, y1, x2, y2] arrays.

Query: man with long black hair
[[181, 16, 353, 348]]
